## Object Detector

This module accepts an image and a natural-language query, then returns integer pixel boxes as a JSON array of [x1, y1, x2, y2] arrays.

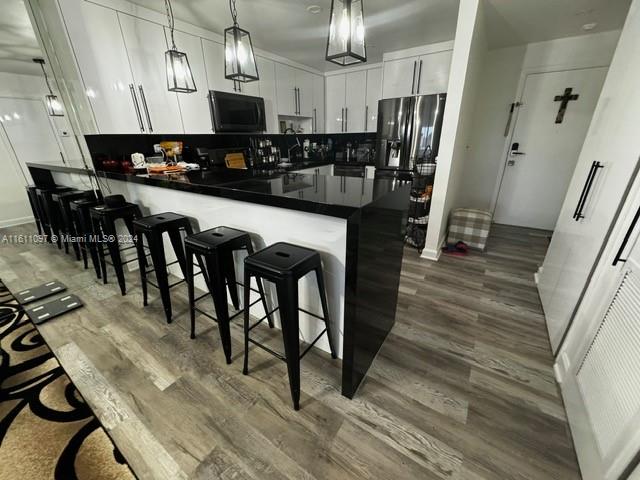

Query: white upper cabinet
[[256, 56, 279, 133], [202, 39, 236, 94], [325, 74, 345, 133], [365, 67, 382, 132], [168, 30, 211, 134], [118, 13, 183, 134], [276, 63, 297, 116], [382, 50, 452, 98], [416, 51, 453, 95], [58, 0, 140, 134], [296, 69, 313, 117], [312, 73, 325, 133], [345, 70, 367, 133]]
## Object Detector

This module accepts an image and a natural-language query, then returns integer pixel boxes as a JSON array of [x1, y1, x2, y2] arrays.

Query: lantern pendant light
[[224, 0, 259, 83], [325, 0, 367, 66], [164, 0, 196, 93], [33, 58, 64, 117]]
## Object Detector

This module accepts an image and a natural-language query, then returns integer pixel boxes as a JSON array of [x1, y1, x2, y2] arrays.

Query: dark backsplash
[[85, 132, 376, 168]]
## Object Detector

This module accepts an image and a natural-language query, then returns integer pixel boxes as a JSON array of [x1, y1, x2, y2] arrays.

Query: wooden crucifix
[[554, 87, 579, 124]]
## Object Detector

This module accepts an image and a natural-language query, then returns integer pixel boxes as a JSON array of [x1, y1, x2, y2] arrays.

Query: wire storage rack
[[405, 158, 436, 253]]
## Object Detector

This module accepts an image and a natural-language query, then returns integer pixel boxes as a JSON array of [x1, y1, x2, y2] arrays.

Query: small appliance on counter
[[250, 137, 280, 168]]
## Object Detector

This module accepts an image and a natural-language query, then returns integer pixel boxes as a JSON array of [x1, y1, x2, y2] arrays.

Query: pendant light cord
[[164, 0, 177, 49], [229, 0, 238, 26]]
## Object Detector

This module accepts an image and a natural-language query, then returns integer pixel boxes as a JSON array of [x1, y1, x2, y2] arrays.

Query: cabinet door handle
[[138, 85, 153, 133], [613, 204, 640, 266], [345, 107, 348, 132], [574, 161, 604, 220], [59, 151, 66, 165], [573, 161, 597, 219], [416, 60, 423, 94], [313, 108, 316, 132], [293, 87, 297, 114], [129, 84, 144, 132], [341, 107, 344, 132], [411, 61, 417, 95], [297, 88, 301, 114], [365, 105, 369, 131]]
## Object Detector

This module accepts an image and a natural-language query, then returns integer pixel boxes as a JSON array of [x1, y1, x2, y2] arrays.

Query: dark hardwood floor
[[0, 223, 580, 479]]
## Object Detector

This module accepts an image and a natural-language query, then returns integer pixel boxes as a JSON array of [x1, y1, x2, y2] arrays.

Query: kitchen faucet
[[287, 136, 301, 161]]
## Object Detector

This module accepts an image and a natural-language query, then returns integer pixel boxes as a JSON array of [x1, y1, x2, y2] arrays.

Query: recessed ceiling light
[[307, 5, 322, 14], [582, 22, 598, 31]]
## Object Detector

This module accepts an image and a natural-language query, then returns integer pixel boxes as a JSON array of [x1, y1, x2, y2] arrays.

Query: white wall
[[454, 30, 621, 212], [422, 0, 486, 260]]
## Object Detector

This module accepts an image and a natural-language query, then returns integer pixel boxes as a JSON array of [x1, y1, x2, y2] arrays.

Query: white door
[[169, 30, 211, 133], [0, 98, 65, 178], [415, 50, 452, 96], [382, 56, 418, 99], [538, 3, 640, 355], [275, 63, 296, 116], [312, 74, 324, 133], [365, 67, 382, 132], [256, 56, 278, 133], [345, 70, 366, 132], [560, 219, 640, 480], [325, 74, 345, 133], [494, 68, 608, 230], [296, 69, 314, 118], [202, 39, 235, 94], [58, 0, 140, 134], [119, 14, 183, 134]]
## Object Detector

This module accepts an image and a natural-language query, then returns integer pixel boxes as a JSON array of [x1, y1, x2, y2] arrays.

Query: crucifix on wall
[[554, 87, 580, 124]]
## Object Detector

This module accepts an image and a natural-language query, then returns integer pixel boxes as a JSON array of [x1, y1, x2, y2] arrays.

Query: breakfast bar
[[27, 162, 410, 398]]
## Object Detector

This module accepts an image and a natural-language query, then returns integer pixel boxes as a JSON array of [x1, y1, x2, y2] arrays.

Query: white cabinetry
[[312, 74, 325, 133], [365, 68, 382, 132], [345, 70, 366, 133], [202, 39, 235, 94], [275, 63, 314, 117], [382, 50, 452, 99], [169, 30, 210, 133], [256, 56, 278, 133], [118, 13, 183, 134], [325, 74, 346, 133], [326, 69, 375, 133], [58, 0, 140, 134]]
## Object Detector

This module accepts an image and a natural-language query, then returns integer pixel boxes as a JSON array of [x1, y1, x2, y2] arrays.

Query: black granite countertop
[[27, 161, 406, 220]]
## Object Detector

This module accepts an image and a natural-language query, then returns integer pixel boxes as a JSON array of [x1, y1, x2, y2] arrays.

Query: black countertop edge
[[97, 170, 361, 219], [26, 162, 97, 176]]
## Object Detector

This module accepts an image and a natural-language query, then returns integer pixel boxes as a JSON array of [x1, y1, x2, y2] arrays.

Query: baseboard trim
[[0, 216, 34, 229], [420, 246, 441, 261]]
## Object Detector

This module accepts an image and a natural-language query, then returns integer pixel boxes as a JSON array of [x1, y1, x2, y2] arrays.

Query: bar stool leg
[[223, 252, 240, 310], [277, 277, 301, 410], [103, 218, 127, 295], [148, 232, 172, 323], [135, 230, 148, 306], [242, 268, 252, 375], [206, 253, 233, 364], [315, 267, 337, 359], [245, 241, 274, 328], [186, 247, 196, 339], [94, 220, 108, 284], [168, 229, 188, 277]]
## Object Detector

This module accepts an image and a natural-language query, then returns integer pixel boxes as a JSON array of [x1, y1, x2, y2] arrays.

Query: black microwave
[[209, 90, 266, 133]]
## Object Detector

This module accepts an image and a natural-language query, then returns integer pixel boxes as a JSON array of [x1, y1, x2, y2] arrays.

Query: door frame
[[489, 61, 613, 218]]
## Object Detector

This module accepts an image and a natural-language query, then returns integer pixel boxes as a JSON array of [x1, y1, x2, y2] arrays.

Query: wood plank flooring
[[0, 223, 581, 479]]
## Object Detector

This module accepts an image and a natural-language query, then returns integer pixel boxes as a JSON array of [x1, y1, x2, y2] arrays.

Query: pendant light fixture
[[224, 0, 259, 83], [325, 0, 367, 66], [33, 58, 64, 116], [164, 0, 196, 93]]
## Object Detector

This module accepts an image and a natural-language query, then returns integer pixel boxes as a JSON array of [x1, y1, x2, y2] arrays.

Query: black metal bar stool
[[185, 226, 273, 364], [35, 186, 73, 245], [90, 196, 142, 295], [70, 198, 103, 278], [134, 212, 207, 324], [25, 186, 44, 235], [51, 190, 96, 259], [242, 242, 337, 410]]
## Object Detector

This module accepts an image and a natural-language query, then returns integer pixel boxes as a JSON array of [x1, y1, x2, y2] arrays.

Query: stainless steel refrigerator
[[374, 94, 446, 178]]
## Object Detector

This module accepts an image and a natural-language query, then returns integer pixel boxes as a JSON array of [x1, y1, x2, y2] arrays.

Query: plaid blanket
[[447, 208, 492, 251]]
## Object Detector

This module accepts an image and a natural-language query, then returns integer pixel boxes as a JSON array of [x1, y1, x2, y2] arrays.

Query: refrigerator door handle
[[411, 61, 417, 95]]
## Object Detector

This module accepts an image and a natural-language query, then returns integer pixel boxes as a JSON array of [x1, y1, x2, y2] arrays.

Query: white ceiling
[[127, 0, 461, 71], [0, 0, 43, 76], [484, 0, 632, 48]]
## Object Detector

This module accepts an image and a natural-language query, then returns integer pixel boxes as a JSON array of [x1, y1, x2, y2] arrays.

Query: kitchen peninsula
[[27, 161, 410, 398]]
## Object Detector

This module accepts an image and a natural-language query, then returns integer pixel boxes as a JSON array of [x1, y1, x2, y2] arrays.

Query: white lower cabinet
[[118, 13, 183, 134], [169, 30, 211, 133]]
